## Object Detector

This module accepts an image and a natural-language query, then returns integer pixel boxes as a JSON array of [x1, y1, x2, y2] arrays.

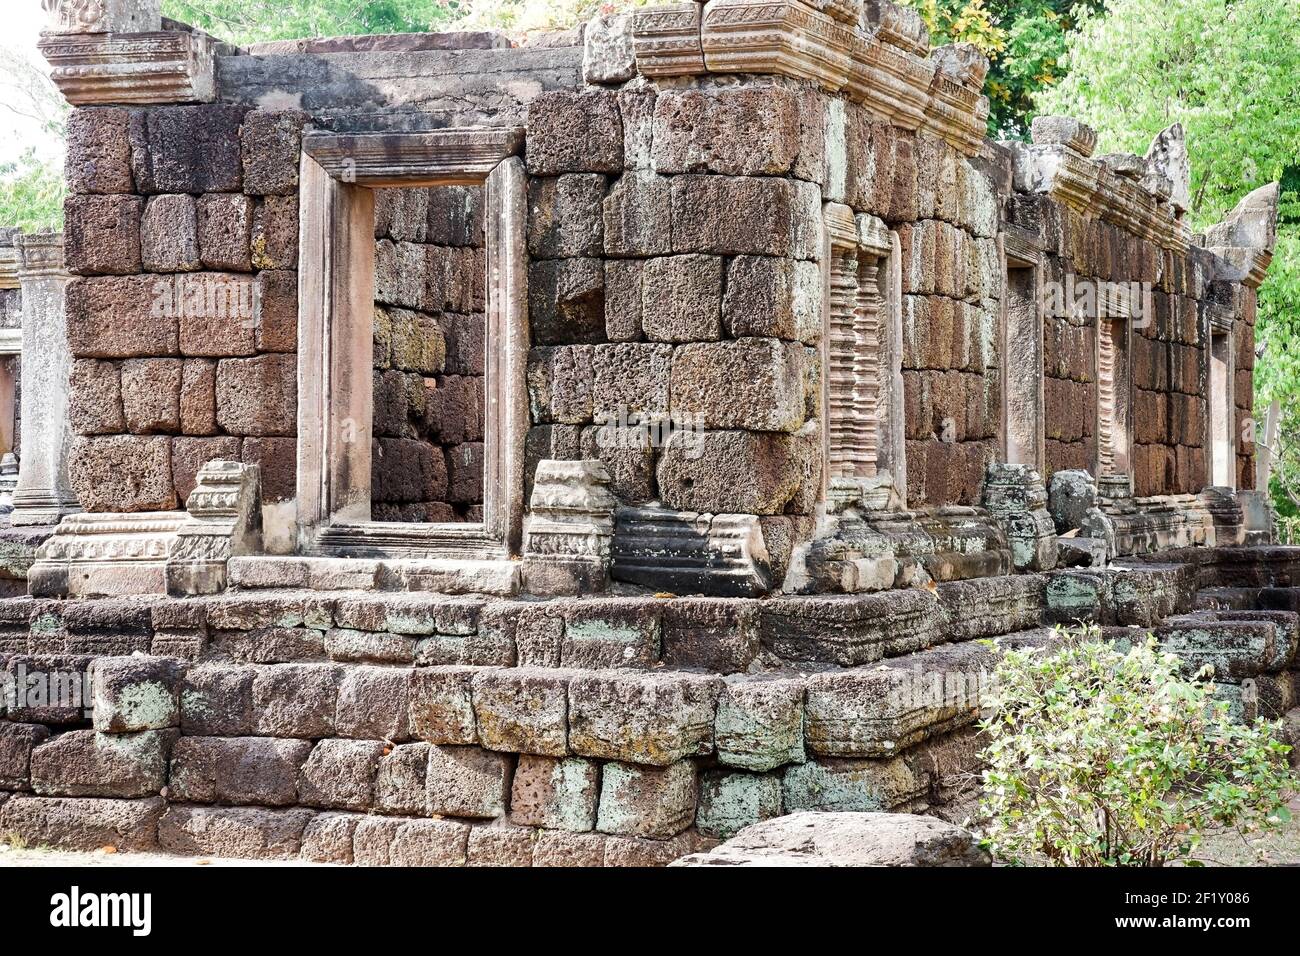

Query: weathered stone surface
[[141, 194, 200, 272], [132, 105, 248, 195], [603, 171, 672, 257], [324, 628, 416, 664], [251, 664, 340, 738], [159, 805, 314, 861], [197, 194, 254, 273], [661, 599, 761, 673], [596, 759, 697, 838], [66, 276, 178, 358], [715, 676, 806, 771], [528, 174, 606, 259], [121, 357, 182, 434], [0, 795, 163, 852], [334, 665, 411, 741], [298, 738, 385, 811], [584, 13, 636, 84], [640, 254, 723, 342], [590, 341, 672, 421], [532, 828, 608, 867], [353, 816, 471, 866], [373, 742, 431, 815], [670, 338, 806, 431], [803, 642, 991, 757], [69, 436, 177, 511], [68, 359, 125, 435], [30, 729, 170, 798], [471, 668, 570, 757], [527, 90, 624, 175], [216, 354, 296, 436], [180, 663, 255, 736], [657, 429, 815, 516], [757, 591, 944, 666], [509, 754, 599, 831], [603, 259, 644, 341], [1048, 469, 1096, 534], [169, 736, 312, 806], [696, 769, 783, 839], [178, 362, 219, 435], [91, 655, 183, 732], [299, 811, 360, 864], [568, 671, 719, 765], [467, 824, 537, 867], [240, 110, 307, 197], [64, 194, 143, 276], [529, 258, 605, 346], [0, 723, 50, 790], [671, 175, 817, 258], [653, 87, 800, 176], [723, 256, 821, 342], [674, 811, 991, 867], [782, 756, 927, 813], [66, 108, 134, 195], [560, 599, 661, 669], [426, 744, 512, 819], [254, 269, 298, 353], [251, 196, 299, 270]]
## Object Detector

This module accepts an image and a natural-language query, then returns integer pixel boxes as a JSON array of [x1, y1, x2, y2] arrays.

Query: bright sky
[[0, 2, 65, 165]]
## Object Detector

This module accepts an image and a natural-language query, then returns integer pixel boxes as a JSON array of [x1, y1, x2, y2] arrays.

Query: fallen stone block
[[672, 811, 991, 867], [568, 671, 720, 765]]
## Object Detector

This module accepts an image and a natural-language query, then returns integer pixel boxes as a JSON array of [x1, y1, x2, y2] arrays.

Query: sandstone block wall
[[62, 104, 306, 513], [372, 185, 487, 522]]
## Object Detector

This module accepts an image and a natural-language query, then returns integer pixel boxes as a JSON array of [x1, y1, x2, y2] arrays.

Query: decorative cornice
[[631, 0, 990, 157], [303, 127, 524, 186], [1208, 246, 1273, 290], [0, 329, 21, 356], [38, 29, 215, 106]]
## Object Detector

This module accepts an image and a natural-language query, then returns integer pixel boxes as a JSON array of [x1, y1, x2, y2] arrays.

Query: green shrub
[[977, 627, 1295, 866]]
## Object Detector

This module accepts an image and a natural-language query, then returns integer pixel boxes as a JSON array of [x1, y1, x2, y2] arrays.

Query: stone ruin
[[0, 0, 1291, 865]]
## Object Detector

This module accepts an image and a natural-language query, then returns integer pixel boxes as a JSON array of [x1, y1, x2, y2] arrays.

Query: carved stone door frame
[[295, 128, 529, 558], [1001, 230, 1045, 473]]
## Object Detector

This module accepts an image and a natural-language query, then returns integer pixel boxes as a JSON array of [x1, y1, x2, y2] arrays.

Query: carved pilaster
[[9, 234, 79, 528], [522, 460, 617, 596], [39, 29, 216, 106], [166, 460, 263, 596], [42, 0, 162, 34]]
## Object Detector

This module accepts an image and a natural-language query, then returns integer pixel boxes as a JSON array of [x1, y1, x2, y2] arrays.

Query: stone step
[[1154, 609, 1298, 680]]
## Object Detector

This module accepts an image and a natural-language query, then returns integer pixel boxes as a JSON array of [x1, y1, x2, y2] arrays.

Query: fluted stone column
[[9, 234, 79, 527]]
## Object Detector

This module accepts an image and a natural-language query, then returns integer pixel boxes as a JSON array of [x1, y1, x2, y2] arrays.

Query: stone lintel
[[302, 128, 524, 186], [38, 28, 216, 106]]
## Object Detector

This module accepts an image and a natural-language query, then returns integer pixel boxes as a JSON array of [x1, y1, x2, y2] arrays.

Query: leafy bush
[[977, 627, 1295, 866], [0, 151, 65, 234]]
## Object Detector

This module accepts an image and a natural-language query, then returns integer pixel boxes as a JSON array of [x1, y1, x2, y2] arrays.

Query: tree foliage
[[1038, 0, 1300, 512], [0, 150, 65, 233], [979, 627, 1294, 866], [161, 0, 464, 44], [898, 0, 1105, 136]]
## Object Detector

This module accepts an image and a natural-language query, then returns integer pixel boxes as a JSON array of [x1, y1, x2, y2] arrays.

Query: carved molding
[[167, 460, 262, 596], [631, 0, 990, 156], [15, 234, 68, 279], [0, 329, 22, 357], [610, 505, 773, 597], [632, 1, 706, 75], [522, 460, 616, 596], [302, 128, 524, 187], [28, 511, 185, 598], [39, 29, 215, 106]]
